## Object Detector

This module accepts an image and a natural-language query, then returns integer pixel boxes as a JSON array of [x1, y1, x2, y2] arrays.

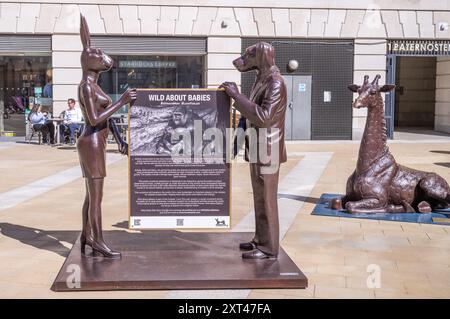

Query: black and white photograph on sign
[[129, 104, 218, 157]]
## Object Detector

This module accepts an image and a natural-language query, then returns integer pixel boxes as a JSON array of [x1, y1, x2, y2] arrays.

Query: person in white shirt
[[60, 98, 83, 144], [28, 104, 55, 144]]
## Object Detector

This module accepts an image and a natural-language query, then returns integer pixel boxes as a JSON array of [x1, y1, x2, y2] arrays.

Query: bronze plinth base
[[51, 231, 307, 291]]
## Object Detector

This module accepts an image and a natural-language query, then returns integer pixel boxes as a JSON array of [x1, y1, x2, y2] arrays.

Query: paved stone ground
[[0, 137, 449, 299]]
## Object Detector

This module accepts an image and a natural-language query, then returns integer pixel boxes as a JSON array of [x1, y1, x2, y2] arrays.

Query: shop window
[[0, 56, 52, 136], [99, 55, 205, 114]]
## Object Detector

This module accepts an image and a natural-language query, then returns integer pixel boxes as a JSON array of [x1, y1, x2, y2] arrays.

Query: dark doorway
[[394, 56, 436, 130]]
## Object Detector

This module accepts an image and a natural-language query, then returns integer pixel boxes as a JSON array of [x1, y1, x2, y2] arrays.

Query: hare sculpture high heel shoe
[[80, 234, 94, 254], [91, 240, 122, 259]]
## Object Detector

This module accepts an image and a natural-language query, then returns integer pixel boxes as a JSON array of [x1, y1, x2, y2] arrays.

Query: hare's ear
[[80, 14, 91, 49]]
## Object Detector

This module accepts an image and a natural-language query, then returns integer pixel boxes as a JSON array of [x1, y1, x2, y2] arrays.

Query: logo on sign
[[215, 218, 228, 227]]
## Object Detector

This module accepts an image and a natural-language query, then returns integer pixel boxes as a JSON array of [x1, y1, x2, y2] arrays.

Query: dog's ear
[[80, 14, 91, 50], [255, 42, 263, 63]]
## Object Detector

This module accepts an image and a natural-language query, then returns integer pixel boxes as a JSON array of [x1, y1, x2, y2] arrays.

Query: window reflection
[[98, 55, 205, 114], [0, 56, 52, 136]]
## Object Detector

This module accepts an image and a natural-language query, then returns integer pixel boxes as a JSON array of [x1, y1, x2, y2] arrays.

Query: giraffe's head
[[348, 75, 395, 109]]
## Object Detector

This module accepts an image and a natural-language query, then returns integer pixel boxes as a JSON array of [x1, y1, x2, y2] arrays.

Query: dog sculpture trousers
[[331, 75, 450, 214]]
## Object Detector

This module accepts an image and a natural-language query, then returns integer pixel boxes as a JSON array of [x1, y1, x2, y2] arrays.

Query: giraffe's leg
[[418, 174, 450, 209], [345, 198, 394, 214], [331, 172, 356, 210], [401, 200, 416, 213], [343, 171, 356, 207], [417, 201, 432, 213]]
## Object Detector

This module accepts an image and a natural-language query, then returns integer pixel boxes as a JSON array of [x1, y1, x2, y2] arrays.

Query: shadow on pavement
[[112, 220, 129, 229], [0, 222, 79, 257], [277, 194, 321, 204], [430, 150, 450, 155], [435, 162, 450, 168]]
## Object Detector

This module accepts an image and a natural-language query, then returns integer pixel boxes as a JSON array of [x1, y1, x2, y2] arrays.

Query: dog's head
[[233, 42, 275, 73], [80, 14, 113, 73]]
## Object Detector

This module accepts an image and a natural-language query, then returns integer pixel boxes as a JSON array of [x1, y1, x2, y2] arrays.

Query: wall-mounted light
[[221, 20, 228, 29], [438, 22, 448, 32], [287, 59, 299, 72]]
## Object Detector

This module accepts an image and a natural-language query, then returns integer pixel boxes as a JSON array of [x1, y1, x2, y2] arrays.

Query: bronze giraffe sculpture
[[331, 75, 450, 214]]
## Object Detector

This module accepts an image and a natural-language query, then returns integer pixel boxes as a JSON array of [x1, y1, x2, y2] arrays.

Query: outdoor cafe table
[[50, 118, 85, 146]]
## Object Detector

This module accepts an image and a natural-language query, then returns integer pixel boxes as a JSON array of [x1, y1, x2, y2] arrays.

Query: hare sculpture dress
[[77, 83, 112, 179]]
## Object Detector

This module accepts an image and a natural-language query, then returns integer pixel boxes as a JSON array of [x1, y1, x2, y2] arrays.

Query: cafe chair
[[27, 125, 42, 145], [62, 125, 82, 144]]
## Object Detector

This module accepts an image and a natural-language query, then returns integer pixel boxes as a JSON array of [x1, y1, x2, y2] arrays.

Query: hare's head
[[80, 14, 113, 73], [348, 75, 395, 109]]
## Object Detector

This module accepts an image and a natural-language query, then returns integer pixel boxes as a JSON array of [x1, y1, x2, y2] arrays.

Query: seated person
[[60, 98, 83, 145], [28, 104, 55, 144]]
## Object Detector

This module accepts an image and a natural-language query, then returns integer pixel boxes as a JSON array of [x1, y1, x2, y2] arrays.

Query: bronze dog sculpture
[[221, 42, 287, 259], [331, 75, 450, 214], [77, 14, 136, 258]]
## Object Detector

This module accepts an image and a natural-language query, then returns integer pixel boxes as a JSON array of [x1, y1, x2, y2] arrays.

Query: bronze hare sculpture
[[331, 75, 450, 214], [77, 14, 137, 258]]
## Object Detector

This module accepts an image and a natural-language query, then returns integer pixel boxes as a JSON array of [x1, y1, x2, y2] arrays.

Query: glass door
[[385, 55, 396, 139]]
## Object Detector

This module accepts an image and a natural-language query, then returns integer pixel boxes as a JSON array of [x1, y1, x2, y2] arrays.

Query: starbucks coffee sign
[[119, 60, 177, 68]]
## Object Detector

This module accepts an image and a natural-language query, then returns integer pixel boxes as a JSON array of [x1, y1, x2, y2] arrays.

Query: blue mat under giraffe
[[312, 193, 450, 225]]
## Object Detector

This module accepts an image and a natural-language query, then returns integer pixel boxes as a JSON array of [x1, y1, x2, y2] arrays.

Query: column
[[352, 39, 387, 140], [435, 57, 450, 133], [51, 35, 83, 116], [206, 37, 241, 89]]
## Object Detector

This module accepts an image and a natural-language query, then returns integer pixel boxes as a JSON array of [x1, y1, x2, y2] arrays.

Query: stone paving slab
[[0, 140, 449, 298]]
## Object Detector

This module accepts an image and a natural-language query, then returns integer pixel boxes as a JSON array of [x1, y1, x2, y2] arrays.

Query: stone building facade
[[1, 0, 450, 139]]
